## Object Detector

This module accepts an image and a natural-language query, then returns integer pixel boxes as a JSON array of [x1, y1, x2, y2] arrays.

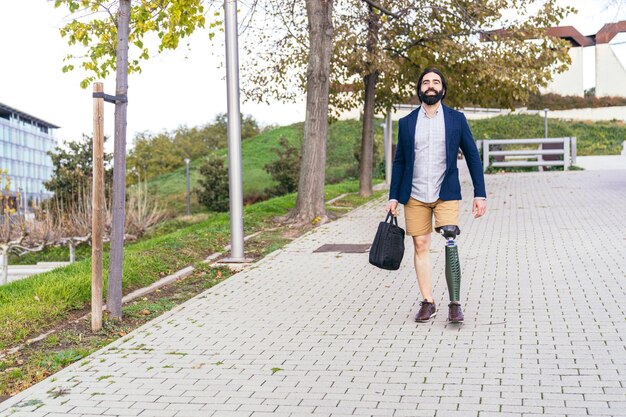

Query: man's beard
[[419, 88, 444, 105]]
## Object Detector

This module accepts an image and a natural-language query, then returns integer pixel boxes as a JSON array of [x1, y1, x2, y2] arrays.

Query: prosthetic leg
[[435, 225, 464, 322]]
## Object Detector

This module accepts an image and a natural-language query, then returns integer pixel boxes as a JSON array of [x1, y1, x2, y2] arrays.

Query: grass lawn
[[147, 119, 388, 213]]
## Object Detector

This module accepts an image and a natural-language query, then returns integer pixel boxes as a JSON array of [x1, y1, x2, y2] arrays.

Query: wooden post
[[92, 82, 105, 331]]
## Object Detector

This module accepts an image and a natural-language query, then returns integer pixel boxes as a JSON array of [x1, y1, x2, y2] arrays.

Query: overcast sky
[[1, 0, 625, 148]]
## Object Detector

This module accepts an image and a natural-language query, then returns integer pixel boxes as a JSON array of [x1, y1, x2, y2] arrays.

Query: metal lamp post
[[539, 108, 549, 172], [222, 0, 248, 262]]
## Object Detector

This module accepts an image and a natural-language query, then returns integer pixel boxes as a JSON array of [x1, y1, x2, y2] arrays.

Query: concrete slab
[[577, 155, 626, 170], [4, 262, 71, 284]]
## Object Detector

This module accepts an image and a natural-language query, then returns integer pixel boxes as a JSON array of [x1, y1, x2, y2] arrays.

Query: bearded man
[[386, 68, 487, 323]]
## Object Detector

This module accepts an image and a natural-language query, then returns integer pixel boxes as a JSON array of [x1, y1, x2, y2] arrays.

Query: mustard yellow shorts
[[404, 198, 459, 236]]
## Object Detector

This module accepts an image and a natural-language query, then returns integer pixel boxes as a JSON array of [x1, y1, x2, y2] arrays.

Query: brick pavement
[[1, 170, 625, 417]]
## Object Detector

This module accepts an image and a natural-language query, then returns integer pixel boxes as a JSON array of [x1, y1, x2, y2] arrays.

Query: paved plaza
[[1, 169, 625, 417]]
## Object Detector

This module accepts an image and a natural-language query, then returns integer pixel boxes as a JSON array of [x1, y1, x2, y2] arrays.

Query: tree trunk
[[359, 71, 379, 196], [288, 0, 334, 224], [0, 247, 7, 286], [107, 0, 131, 319], [358, 5, 379, 197]]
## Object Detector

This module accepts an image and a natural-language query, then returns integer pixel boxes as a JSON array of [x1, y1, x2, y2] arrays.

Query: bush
[[125, 181, 170, 239], [526, 93, 626, 110], [264, 137, 300, 197], [127, 113, 262, 184], [195, 155, 229, 212]]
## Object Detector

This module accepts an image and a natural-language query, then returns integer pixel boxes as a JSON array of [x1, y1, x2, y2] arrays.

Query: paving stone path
[[1, 170, 625, 417]]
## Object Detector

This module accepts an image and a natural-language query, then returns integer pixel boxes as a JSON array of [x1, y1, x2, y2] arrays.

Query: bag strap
[[385, 211, 399, 226]]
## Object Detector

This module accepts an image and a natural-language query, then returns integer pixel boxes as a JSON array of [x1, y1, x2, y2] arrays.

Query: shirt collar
[[419, 103, 442, 119]]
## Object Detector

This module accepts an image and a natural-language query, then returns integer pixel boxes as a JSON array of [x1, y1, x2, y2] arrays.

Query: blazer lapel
[[407, 107, 419, 163], [442, 104, 453, 167]]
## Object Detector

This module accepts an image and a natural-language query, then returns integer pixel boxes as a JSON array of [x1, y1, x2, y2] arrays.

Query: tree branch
[[11, 243, 45, 257], [360, 0, 400, 18]]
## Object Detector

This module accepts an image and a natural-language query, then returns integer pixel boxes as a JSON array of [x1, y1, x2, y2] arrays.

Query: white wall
[[595, 43, 626, 97], [462, 106, 626, 122], [540, 47, 585, 97]]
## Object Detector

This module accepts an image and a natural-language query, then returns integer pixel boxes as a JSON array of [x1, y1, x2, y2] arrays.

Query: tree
[[55, 0, 209, 319], [126, 113, 262, 184], [55, 0, 208, 88], [57, 0, 337, 226], [357, 4, 380, 197], [108, 0, 131, 319], [239, 1, 330, 223], [288, 0, 334, 224], [196, 155, 230, 212], [331, 0, 574, 195], [242, 0, 334, 223], [264, 137, 301, 196], [127, 132, 182, 183], [211, 113, 262, 143], [242, 0, 573, 198], [44, 135, 113, 210]]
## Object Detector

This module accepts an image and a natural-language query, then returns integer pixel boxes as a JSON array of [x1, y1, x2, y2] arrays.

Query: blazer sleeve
[[389, 118, 405, 201], [459, 114, 487, 198]]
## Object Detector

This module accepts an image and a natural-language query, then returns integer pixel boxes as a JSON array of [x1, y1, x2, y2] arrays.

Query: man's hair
[[417, 67, 448, 101]]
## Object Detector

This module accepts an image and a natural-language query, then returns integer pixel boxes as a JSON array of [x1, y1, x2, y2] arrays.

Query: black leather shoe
[[415, 300, 437, 322], [448, 301, 464, 323]]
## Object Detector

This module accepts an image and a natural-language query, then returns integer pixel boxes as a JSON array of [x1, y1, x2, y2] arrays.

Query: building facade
[[595, 21, 626, 98], [483, 23, 626, 99], [539, 26, 594, 98], [0, 102, 58, 205]]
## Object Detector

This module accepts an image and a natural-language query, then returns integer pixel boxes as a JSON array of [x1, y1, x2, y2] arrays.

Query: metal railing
[[477, 137, 577, 172]]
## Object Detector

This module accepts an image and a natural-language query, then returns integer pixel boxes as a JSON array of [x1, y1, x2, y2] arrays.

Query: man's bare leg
[[413, 234, 434, 302]]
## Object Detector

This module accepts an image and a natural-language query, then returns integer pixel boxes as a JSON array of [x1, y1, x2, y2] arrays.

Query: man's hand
[[386, 200, 398, 217], [472, 198, 486, 218]]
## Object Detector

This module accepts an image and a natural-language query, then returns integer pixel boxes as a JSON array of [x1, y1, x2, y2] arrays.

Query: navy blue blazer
[[389, 104, 486, 204]]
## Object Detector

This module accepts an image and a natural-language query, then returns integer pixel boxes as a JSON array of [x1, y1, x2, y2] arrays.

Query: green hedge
[[469, 115, 625, 156]]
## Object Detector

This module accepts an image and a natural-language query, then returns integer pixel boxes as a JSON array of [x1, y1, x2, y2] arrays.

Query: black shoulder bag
[[369, 212, 405, 270]]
